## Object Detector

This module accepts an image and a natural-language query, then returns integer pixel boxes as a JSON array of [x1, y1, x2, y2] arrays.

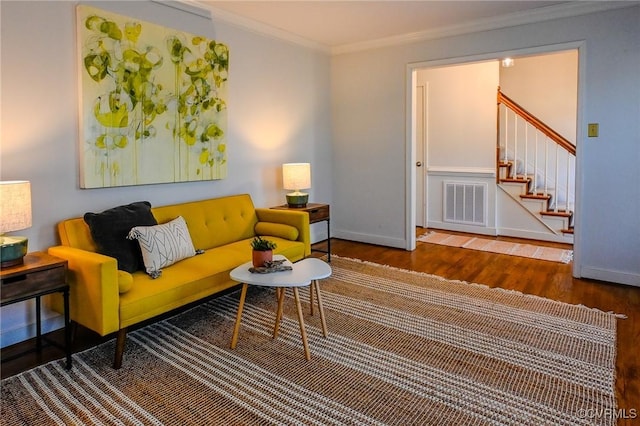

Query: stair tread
[[521, 193, 551, 200], [500, 177, 531, 183], [541, 210, 573, 218]]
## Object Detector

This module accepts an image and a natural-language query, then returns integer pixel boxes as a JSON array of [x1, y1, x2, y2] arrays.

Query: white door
[[415, 84, 427, 227]]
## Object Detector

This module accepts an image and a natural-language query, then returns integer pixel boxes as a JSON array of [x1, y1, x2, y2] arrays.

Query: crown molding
[[151, 0, 212, 19], [169, 0, 331, 53], [155, 1, 637, 56], [332, 1, 638, 55]]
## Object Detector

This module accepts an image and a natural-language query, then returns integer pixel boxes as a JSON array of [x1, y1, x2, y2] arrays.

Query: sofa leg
[[114, 328, 127, 369]]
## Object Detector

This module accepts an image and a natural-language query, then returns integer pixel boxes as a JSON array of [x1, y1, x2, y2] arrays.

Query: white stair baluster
[[513, 115, 518, 179], [566, 152, 571, 212], [544, 137, 549, 196], [554, 143, 559, 212], [504, 107, 508, 165], [534, 132, 539, 194], [523, 123, 528, 184]]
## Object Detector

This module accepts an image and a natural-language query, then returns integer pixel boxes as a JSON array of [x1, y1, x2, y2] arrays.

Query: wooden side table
[[271, 203, 331, 261], [1, 251, 72, 369]]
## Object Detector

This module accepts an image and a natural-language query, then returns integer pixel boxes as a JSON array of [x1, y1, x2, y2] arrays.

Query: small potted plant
[[250, 236, 277, 267]]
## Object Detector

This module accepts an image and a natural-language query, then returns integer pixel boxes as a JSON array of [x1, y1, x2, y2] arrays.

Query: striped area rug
[[2, 257, 619, 425], [417, 231, 573, 263]]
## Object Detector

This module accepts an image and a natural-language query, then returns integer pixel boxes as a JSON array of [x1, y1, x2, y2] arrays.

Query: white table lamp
[[1, 181, 32, 267], [282, 163, 311, 208]]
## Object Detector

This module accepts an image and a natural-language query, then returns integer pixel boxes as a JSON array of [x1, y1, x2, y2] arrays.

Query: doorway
[[405, 42, 583, 278]]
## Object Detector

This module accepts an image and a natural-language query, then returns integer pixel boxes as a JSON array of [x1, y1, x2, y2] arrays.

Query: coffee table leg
[[313, 280, 328, 338], [230, 283, 248, 349], [273, 287, 286, 339], [309, 283, 315, 316], [293, 287, 311, 361]]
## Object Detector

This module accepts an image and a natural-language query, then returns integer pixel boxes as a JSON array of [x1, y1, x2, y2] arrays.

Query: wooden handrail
[[497, 88, 576, 156]]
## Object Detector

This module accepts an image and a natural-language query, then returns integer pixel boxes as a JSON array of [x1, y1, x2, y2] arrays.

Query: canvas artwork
[[77, 5, 229, 188]]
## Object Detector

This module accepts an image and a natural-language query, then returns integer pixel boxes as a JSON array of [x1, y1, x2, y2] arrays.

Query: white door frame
[[404, 41, 584, 278], [415, 82, 427, 228]]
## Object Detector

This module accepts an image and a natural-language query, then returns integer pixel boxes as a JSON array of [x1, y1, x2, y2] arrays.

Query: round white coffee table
[[229, 255, 331, 360]]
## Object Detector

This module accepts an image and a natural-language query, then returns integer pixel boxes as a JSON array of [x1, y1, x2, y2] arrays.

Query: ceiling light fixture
[[501, 58, 515, 68]]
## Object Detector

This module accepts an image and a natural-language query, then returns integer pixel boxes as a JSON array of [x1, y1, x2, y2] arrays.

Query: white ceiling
[[204, 1, 561, 45], [193, 1, 631, 53]]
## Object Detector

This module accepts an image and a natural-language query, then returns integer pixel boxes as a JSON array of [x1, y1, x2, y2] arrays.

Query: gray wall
[[2, 2, 639, 347], [0, 0, 332, 346], [500, 50, 578, 143], [332, 6, 640, 285]]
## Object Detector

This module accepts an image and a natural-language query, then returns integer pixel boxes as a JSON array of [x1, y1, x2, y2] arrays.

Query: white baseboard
[[426, 223, 573, 244], [497, 227, 574, 244], [579, 266, 640, 287], [333, 229, 407, 249], [427, 221, 497, 237], [0, 315, 65, 349]]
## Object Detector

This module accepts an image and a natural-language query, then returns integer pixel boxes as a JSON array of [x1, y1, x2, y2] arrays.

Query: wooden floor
[[326, 230, 640, 425], [2, 231, 639, 424]]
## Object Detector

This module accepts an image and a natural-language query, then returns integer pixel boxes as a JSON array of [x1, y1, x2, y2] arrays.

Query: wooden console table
[[1, 252, 72, 369], [271, 203, 330, 261]]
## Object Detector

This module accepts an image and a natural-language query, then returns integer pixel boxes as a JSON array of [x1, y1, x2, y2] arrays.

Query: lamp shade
[[282, 163, 311, 191], [0, 181, 32, 267], [0, 180, 32, 233]]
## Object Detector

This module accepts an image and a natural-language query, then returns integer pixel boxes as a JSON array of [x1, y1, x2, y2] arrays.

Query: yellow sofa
[[48, 194, 310, 368]]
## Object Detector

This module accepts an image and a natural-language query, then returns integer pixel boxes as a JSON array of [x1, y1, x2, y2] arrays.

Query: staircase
[[496, 88, 575, 243]]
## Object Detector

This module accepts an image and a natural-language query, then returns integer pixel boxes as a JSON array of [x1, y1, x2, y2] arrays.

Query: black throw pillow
[[84, 201, 157, 273]]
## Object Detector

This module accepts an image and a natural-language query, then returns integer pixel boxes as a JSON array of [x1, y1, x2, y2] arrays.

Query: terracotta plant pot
[[252, 250, 273, 267]]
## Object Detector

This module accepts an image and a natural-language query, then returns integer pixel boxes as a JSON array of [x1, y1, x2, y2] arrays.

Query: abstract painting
[[77, 5, 229, 188]]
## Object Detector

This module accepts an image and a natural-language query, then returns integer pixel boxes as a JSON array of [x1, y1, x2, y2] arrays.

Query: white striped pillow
[[128, 216, 196, 278]]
